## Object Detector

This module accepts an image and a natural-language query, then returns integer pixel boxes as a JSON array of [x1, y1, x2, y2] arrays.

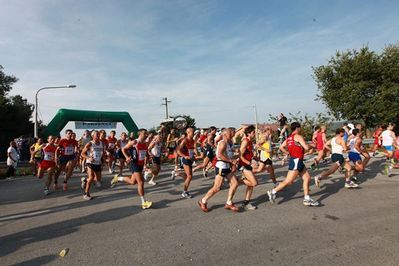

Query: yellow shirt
[[31, 143, 42, 158], [260, 140, 272, 161]]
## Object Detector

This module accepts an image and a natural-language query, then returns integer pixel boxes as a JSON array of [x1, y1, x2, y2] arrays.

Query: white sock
[[140, 196, 146, 204], [304, 195, 310, 200], [226, 200, 232, 205], [271, 189, 276, 195], [201, 198, 206, 204], [118, 176, 124, 182]]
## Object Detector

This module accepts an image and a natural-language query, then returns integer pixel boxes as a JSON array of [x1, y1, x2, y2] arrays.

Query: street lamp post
[[34, 85, 77, 138]]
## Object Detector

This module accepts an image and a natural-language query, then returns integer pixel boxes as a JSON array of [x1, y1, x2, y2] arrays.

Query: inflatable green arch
[[42, 109, 139, 138]]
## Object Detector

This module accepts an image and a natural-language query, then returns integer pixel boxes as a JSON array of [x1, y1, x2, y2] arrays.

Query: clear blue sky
[[1, 0, 398, 129]]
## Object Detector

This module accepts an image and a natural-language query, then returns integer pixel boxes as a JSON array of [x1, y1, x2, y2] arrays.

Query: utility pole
[[161, 97, 171, 119]]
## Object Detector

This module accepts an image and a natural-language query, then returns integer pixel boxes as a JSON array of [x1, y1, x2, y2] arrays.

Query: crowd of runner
[[5, 118, 399, 211]]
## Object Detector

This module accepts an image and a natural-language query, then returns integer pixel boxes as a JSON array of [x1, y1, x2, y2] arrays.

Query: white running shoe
[[171, 170, 176, 180], [303, 197, 319, 206], [144, 171, 150, 181], [148, 180, 157, 185]]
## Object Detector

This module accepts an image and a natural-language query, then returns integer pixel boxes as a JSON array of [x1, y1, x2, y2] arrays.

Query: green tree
[[268, 112, 332, 140], [313, 45, 399, 128], [0, 65, 35, 160]]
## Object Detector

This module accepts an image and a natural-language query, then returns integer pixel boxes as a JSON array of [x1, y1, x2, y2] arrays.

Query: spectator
[[6, 141, 18, 179]]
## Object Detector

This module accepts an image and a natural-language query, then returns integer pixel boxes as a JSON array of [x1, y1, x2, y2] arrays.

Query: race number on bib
[[64, 146, 74, 155], [138, 150, 147, 161], [44, 152, 54, 161]]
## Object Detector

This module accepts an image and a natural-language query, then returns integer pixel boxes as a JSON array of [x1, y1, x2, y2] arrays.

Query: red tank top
[[107, 137, 117, 150], [287, 133, 304, 159], [239, 137, 253, 166], [316, 132, 324, 150], [43, 144, 56, 161], [182, 138, 195, 159], [133, 141, 148, 166]]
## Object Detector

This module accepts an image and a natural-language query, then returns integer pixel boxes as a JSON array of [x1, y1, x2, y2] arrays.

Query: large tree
[[0, 65, 34, 160], [313, 45, 399, 128]]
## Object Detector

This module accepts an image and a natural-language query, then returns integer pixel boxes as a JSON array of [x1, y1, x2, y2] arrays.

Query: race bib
[[44, 152, 54, 161], [64, 146, 74, 155], [138, 150, 147, 161], [188, 149, 195, 159]]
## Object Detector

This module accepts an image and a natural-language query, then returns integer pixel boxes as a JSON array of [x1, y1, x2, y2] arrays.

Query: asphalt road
[[1, 156, 399, 266]]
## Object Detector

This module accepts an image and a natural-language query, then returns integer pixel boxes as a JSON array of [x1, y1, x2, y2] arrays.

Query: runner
[[314, 128, 358, 189], [193, 126, 217, 178], [380, 123, 396, 175], [55, 129, 79, 191], [371, 125, 383, 156], [310, 125, 327, 170], [31, 136, 57, 195], [237, 125, 258, 210], [6, 141, 18, 179], [267, 122, 319, 206], [166, 128, 179, 169], [145, 133, 162, 185], [107, 130, 118, 174], [81, 130, 106, 200], [116, 132, 129, 177], [110, 129, 152, 209], [78, 130, 92, 173], [347, 129, 366, 181], [29, 138, 43, 176], [198, 128, 239, 212], [176, 127, 198, 198], [253, 127, 278, 185], [171, 132, 187, 180]]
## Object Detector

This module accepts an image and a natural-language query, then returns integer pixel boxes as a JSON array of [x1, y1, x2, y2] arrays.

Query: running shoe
[[350, 176, 360, 184], [197, 200, 208, 212], [181, 192, 193, 199], [303, 197, 319, 206], [383, 165, 389, 175], [141, 201, 153, 209], [83, 194, 92, 200], [110, 174, 119, 187], [171, 170, 176, 180], [345, 180, 358, 188], [95, 181, 102, 188], [144, 171, 150, 181], [224, 203, 239, 212], [314, 175, 321, 188], [243, 202, 257, 210], [44, 188, 50, 195], [148, 180, 157, 185], [267, 190, 276, 204], [63, 182, 68, 191], [203, 169, 208, 178]]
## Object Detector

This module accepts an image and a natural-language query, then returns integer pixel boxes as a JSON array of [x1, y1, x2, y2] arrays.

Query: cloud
[[1, 1, 399, 130]]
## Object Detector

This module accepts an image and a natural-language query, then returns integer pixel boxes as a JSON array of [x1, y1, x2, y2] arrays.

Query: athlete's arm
[[355, 138, 363, 152], [296, 135, 310, 151], [323, 139, 332, 151], [239, 139, 251, 165], [279, 139, 288, 155], [338, 138, 348, 152], [81, 143, 92, 162], [122, 140, 136, 162]]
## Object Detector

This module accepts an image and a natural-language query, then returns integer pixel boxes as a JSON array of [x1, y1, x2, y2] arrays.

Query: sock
[[243, 200, 249, 205], [118, 176, 124, 182], [140, 196, 146, 204], [271, 189, 276, 195], [226, 200, 232, 205], [304, 195, 310, 200], [201, 198, 206, 204]]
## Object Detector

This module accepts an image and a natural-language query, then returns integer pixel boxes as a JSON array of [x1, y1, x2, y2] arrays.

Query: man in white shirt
[[6, 141, 19, 178]]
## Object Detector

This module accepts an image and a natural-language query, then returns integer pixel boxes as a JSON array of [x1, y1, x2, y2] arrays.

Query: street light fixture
[[34, 85, 77, 138]]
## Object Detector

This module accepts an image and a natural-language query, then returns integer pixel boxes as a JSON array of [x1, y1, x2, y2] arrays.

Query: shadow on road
[[0, 205, 140, 257]]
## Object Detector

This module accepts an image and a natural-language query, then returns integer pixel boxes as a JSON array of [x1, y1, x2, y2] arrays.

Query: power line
[[161, 97, 172, 119]]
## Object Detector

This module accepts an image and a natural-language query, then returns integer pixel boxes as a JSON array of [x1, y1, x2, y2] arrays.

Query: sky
[[1, 0, 399, 132]]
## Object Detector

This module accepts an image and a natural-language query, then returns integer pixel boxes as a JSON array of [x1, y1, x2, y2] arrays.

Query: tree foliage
[[0, 65, 34, 160], [313, 45, 399, 128], [268, 112, 333, 141]]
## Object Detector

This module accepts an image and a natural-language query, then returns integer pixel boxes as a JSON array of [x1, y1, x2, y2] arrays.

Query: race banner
[[75, 121, 117, 129]]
